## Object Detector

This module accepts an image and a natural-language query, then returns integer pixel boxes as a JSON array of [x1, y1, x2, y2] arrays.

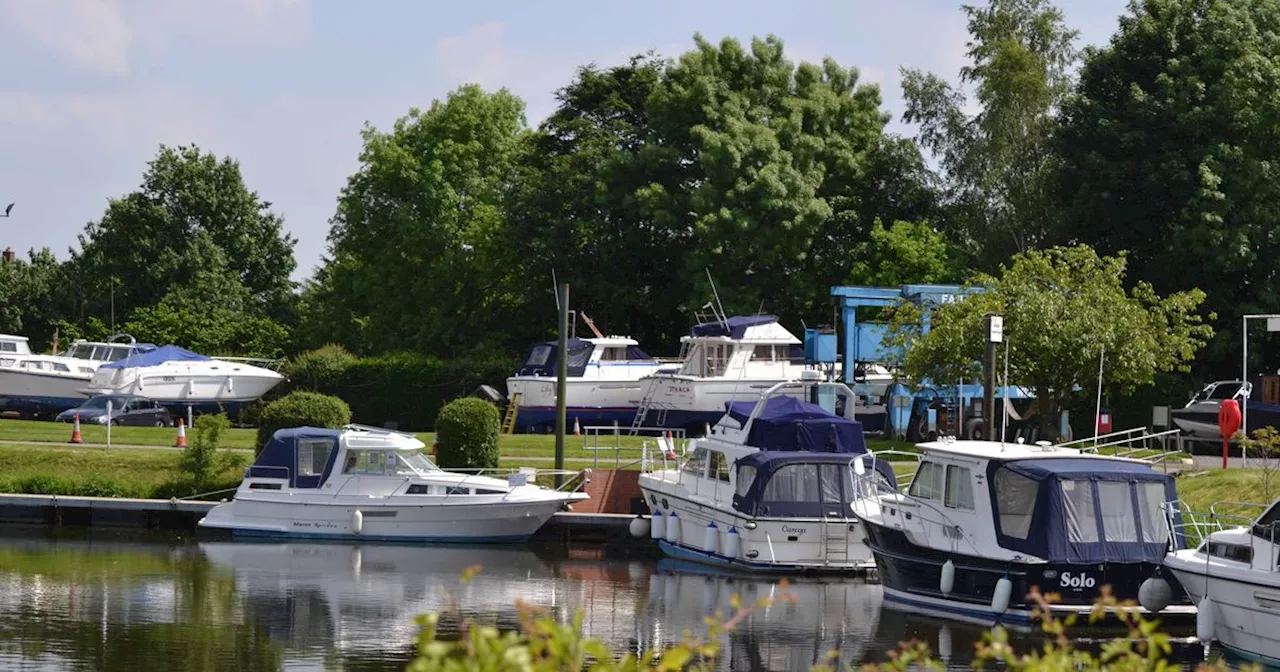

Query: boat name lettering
[[780, 525, 806, 535], [291, 521, 341, 530], [1059, 572, 1095, 589], [669, 386, 690, 393]]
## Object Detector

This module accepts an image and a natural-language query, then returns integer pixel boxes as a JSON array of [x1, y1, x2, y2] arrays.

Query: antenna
[[705, 268, 727, 326]]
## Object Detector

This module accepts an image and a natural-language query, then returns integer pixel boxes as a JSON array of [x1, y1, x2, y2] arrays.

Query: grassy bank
[[0, 444, 244, 499]]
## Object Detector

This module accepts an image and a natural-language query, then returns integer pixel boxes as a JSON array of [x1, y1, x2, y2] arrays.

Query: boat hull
[[197, 496, 574, 543], [636, 375, 812, 432], [1171, 403, 1280, 443], [87, 372, 282, 411], [506, 375, 657, 432], [0, 368, 90, 416], [1166, 551, 1280, 663], [863, 519, 1190, 624]]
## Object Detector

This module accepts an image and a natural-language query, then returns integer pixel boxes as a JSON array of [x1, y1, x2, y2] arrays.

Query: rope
[[175, 487, 239, 501]]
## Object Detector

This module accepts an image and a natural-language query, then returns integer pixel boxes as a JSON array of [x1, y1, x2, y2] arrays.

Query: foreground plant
[[408, 573, 1253, 671]]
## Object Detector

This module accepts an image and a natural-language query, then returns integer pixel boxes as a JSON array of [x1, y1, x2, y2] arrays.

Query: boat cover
[[688, 315, 777, 339], [725, 396, 867, 454], [248, 426, 342, 488], [98, 344, 210, 370], [730, 451, 897, 517], [514, 338, 652, 377], [986, 457, 1184, 564]]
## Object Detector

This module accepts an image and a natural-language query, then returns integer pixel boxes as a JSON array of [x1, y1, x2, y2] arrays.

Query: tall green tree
[[314, 85, 528, 355], [70, 145, 297, 324], [886, 245, 1213, 437], [902, 0, 1078, 269], [0, 248, 68, 350], [1055, 0, 1280, 373]]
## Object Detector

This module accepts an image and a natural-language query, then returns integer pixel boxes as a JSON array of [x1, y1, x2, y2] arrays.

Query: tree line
[[3, 0, 1276, 397]]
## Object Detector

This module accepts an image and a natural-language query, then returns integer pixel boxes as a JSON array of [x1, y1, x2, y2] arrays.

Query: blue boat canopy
[[248, 427, 342, 488], [730, 451, 897, 517], [689, 315, 777, 339], [514, 338, 653, 378], [985, 457, 1183, 564], [725, 396, 868, 454], [99, 344, 209, 370]]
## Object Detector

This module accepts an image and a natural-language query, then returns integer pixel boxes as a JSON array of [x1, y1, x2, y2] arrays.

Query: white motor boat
[[84, 344, 283, 415], [1164, 498, 1280, 666], [505, 334, 675, 432], [631, 315, 837, 434], [0, 333, 152, 417], [851, 436, 1196, 625], [637, 374, 896, 572], [199, 425, 589, 542]]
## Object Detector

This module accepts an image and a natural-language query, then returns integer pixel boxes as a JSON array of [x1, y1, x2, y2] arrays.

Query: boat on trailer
[[850, 436, 1195, 624], [637, 374, 897, 572], [199, 425, 589, 542]]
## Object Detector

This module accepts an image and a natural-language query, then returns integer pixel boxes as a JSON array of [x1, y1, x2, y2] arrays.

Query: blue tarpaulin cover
[[248, 427, 342, 488], [986, 457, 1183, 564], [688, 315, 777, 339], [725, 396, 868, 454], [99, 344, 210, 370]]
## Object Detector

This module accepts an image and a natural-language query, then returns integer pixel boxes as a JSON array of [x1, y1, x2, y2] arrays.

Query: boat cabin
[[884, 441, 1182, 563], [514, 336, 656, 378], [247, 427, 441, 489], [672, 315, 803, 379]]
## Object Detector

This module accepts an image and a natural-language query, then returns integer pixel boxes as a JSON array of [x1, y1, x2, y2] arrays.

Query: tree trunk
[[1036, 387, 1057, 440]]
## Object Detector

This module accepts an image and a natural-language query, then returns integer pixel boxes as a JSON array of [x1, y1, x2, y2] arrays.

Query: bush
[[179, 413, 244, 490], [256, 391, 351, 451], [434, 397, 500, 470], [284, 343, 357, 392]]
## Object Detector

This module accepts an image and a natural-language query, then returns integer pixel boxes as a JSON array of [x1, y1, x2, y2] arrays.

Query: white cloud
[[7, 0, 133, 75], [0, 85, 218, 150]]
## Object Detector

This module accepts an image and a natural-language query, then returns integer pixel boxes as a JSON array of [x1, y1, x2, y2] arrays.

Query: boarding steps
[[628, 384, 658, 436], [823, 519, 851, 564], [501, 393, 522, 434]]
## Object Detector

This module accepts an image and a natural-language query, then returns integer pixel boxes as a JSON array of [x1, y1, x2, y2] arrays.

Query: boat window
[[682, 447, 709, 478], [1061, 479, 1100, 543], [706, 344, 731, 377], [397, 451, 441, 474], [0, 358, 13, 367], [819, 464, 844, 506], [475, 489, 505, 495], [1207, 541, 1253, 564], [406, 484, 434, 494], [525, 345, 552, 367], [736, 465, 756, 496], [446, 486, 470, 495], [994, 468, 1038, 540], [762, 464, 821, 504], [599, 347, 628, 362], [109, 347, 132, 361], [1097, 481, 1139, 542], [68, 345, 92, 360], [1205, 382, 1244, 400], [908, 462, 944, 500], [567, 343, 594, 369], [343, 450, 392, 475], [709, 451, 731, 482], [1137, 482, 1170, 545], [0, 341, 15, 353], [52, 362, 69, 372], [751, 345, 774, 362], [297, 438, 335, 477], [944, 465, 974, 510]]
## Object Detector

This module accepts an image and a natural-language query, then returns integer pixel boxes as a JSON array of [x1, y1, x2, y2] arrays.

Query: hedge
[[280, 349, 516, 432], [434, 397, 501, 470], [256, 391, 352, 450]]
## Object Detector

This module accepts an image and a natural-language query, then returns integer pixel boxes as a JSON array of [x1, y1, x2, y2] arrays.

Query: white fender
[[703, 522, 719, 554], [940, 559, 955, 595], [1197, 595, 1215, 643], [351, 509, 364, 535], [629, 516, 651, 539], [725, 527, 741, 559], [650, 510, 665, 540], [991, 576, 1012, 614], [665, 511, 680, 544]]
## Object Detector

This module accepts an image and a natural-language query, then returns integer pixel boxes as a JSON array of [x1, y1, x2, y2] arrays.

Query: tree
[[886, 245, 1213, 437], [315, 85, 528, 356], [0, 248, 68, 350], [70, 144, 297, 326], [1055, 0, 1280, 373], [902, 0, 1079, 269]]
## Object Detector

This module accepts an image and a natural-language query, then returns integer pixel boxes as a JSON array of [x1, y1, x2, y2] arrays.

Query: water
[[0, 527, 1236, 671]]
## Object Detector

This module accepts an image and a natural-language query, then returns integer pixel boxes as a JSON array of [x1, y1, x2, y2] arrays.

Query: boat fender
[[1138, 576, 1173, 614], [940, 559, 955, 596], [651, 511, 666, 540], [703, 522, 718, 554], [1196, 596, 1215, 644], [351, 509, 363, 535], [665, 511, 680, 544], [991, 576, 1012, 614], [725, 527, 741, 559], [938, 624, 953, 661], [629, 515, 651, 539]]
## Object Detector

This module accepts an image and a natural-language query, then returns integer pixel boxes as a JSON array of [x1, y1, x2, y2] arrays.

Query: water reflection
[[0, 529, 1237, 671]]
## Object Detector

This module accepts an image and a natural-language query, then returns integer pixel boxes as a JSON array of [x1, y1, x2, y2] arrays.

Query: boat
[[636, 374, 897, 572], [631, 315, 836, 433], [198, 424, 589, 542], [84, 344, 283, 415], [850, 436, 1196, 624], [1163, 498, 1280, 665], [1171, 376, 1280, 442], [0, 333, 153, 418], [505, 333, 674, 432]]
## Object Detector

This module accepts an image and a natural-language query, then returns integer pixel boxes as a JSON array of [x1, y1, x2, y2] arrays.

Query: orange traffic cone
[[68, 414, 82, 444], [573, 417, 581, 436], [174, 418, 187, 448]]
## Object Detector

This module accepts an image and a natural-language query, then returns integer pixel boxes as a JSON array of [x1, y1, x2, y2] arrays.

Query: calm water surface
[[0, 527, 1239, 671]]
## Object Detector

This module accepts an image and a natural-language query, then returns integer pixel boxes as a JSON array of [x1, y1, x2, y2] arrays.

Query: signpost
[[983, 315, 1002, 441]]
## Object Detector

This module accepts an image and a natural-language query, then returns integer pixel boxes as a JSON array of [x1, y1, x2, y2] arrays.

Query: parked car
[[54, 394, 173, 427]]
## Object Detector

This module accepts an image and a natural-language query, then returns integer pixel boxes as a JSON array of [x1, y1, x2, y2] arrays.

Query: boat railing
[[1060, 426, 1188, 458], [438, 467, 591, 499], [582, 424, 686, 470], [1162, 498, 1266, 550], [849, 454, 985, 558], [863, 450, 922, 491]]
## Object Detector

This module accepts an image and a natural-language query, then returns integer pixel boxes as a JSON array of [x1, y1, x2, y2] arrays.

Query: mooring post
[[984, 314, 1002, 441], [555, 283, 569, 487]]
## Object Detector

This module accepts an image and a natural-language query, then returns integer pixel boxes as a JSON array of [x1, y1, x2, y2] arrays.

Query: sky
[[0, 0, 1131, 284]]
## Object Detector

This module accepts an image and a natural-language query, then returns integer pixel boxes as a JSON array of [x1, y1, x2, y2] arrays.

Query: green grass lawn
[[0, 417, 260, 450]]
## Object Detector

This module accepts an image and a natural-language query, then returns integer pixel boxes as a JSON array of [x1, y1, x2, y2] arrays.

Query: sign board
[[1268, 317, 1280, 332], [988, 315, 1004, 343]]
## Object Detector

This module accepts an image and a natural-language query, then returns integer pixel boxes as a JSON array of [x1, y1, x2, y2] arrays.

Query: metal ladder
[[501, 393, 522, 434], [823, 518, 851, 565], [628, 383, 658, 435]]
